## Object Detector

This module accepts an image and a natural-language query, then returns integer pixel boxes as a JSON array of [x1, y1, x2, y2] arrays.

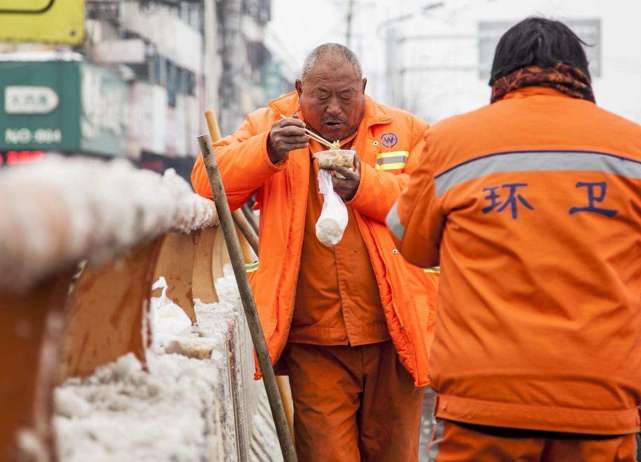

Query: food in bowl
[[313, 149, 355, 169]]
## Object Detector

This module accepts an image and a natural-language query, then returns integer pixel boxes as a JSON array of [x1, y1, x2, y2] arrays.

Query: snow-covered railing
[[0, 156, 218, 292], [0, 157, 266, 461]]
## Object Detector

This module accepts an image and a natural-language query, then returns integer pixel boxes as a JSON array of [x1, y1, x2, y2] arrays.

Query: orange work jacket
[[289, 139, 389, 346], [389, 87, 641, 433], [192, 92, 438, 386]]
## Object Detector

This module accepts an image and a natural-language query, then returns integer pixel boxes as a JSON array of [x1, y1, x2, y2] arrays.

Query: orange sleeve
[[386, 130, 444, 268], [348, 120, 428, 223], [191, 112, 286, 211]]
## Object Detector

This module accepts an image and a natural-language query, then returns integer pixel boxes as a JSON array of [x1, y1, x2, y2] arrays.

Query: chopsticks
[[279, 114, 338, 150], [306, 130, 339, 150]]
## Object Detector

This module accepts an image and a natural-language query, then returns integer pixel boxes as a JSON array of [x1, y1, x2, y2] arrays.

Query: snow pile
[[194, 267, 258, 457], [55, 353, 222, 462], [0, 156, 217, 291], [193, 267, 245, 363], [54, 267, 253, 461], [162, 168, 218, 234], [149, 277, 193, 351]]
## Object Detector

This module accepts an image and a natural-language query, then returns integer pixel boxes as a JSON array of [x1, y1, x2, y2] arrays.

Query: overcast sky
[[267, 0, 418, 97], [267, 0, 641, 122]]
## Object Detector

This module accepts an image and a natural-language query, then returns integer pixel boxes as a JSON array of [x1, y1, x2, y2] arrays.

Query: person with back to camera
[[388, 17, 641, 461]]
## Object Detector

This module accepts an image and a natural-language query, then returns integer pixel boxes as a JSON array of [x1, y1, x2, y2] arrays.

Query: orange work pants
[[429, 419, 638, 462], [282, 341, 424, 462]]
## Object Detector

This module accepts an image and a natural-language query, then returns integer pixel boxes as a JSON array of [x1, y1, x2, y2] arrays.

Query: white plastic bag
[[315, 169, 348, 246]]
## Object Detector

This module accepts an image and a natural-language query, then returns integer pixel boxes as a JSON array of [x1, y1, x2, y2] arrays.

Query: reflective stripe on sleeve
[[386, 202, 405, 241], [376, 151, 408, 171]]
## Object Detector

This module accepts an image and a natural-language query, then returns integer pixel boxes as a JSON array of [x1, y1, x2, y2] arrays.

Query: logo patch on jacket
[[381, 132, 398, 148], [376, 151, 408, 171]]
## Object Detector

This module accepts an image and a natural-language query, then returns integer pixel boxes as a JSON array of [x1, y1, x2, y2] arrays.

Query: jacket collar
[[268, 91, 393, 129], [363, 94, 393, 126], [501, 86, 573, 101], [267, 91, 299, 117]]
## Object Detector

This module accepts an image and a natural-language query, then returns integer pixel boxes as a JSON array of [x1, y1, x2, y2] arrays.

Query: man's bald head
[[301, 43, 363, 82]]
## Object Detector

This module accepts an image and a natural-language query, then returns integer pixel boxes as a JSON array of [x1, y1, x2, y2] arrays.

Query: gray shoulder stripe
[[435, 151, 641, 197], [386, 202, 405, 241]]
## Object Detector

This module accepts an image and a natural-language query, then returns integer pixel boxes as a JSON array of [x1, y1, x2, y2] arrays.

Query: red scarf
[[491, 63, 595, 104]]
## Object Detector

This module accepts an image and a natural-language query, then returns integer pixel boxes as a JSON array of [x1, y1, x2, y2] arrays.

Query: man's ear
[[295, 80, 303, 96], [362, 78, 367, 93]]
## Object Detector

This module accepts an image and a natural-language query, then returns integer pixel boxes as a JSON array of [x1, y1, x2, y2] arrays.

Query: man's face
[[296, 57, 367, 142]]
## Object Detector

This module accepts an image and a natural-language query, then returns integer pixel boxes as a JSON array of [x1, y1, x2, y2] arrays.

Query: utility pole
[[345, 0, 355, 47]]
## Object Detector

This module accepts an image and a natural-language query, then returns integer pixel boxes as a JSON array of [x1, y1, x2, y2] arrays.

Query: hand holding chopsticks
[[267, 116, 309, 164], [279, 114, 339, 150], [268, 114, 341, 165]]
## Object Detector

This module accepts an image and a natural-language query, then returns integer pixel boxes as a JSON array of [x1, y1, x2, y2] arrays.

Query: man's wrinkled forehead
[[302, 54, 361, 85]]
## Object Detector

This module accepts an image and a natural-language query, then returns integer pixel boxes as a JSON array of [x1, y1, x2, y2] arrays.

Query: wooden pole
[[241, 204, 259, 235], [204, 108, 295, 443], [197, 135, 297, 462], [205, 109, 223, 142], [232, 209, 259, 256], [205, 110, 259, 256], [276, 375, 295, 441]]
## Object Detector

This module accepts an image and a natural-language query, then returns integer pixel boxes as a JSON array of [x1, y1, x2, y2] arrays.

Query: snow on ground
[[54, 266, 261, 462]]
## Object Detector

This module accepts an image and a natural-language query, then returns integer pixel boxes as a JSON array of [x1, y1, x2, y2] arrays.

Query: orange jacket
[[289, 140, 389, 346], [389, 86, 641, 434], [192, 92, 438, 386]]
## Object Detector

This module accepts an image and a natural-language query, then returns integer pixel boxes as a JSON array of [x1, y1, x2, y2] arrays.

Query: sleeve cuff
[[346, 161, 374, 207]]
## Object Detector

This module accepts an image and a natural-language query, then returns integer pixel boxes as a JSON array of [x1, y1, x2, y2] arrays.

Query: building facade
[[0, 0, 290, 178]]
